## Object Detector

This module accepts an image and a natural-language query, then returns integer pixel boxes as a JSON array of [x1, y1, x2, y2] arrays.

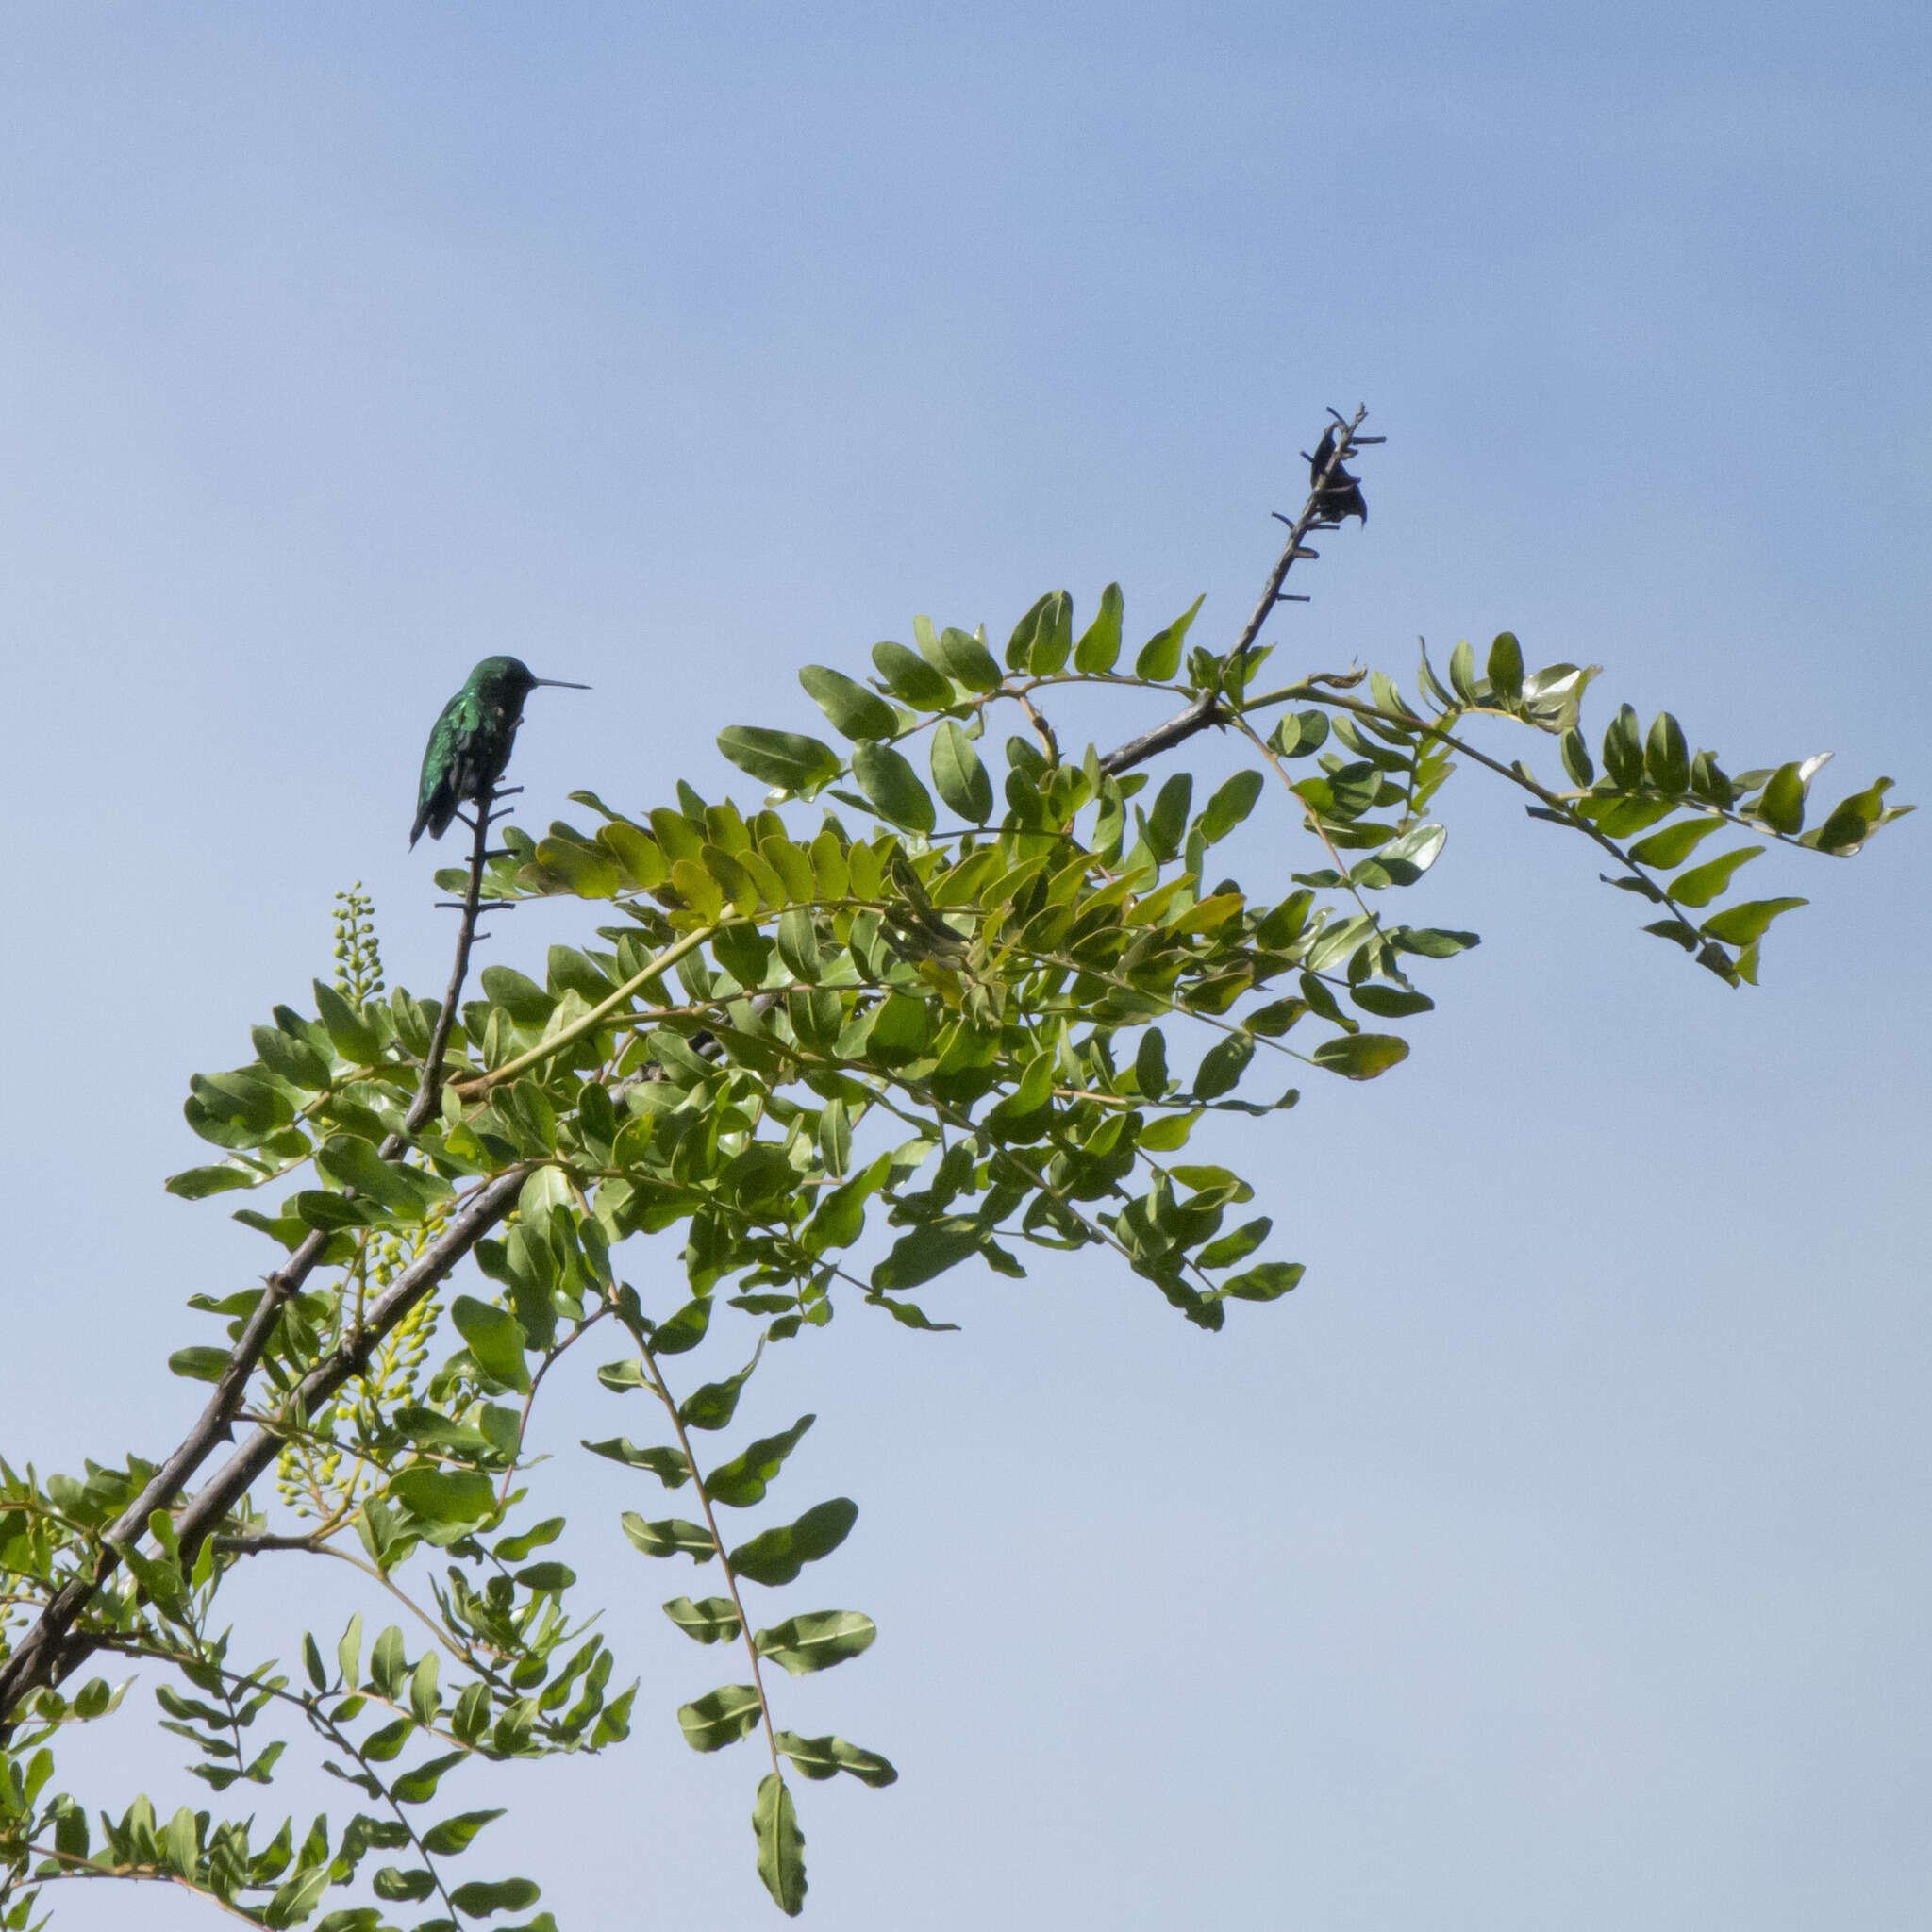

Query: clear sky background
[[2, 4, 1927, 1927]]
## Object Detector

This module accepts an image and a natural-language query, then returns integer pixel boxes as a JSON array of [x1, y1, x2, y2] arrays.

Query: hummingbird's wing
[[410, 688, 486, 848]]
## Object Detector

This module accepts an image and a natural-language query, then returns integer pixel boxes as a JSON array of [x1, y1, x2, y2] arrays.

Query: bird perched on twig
[[410, 656, 590, 848], [1310, 425, 1368, 526]]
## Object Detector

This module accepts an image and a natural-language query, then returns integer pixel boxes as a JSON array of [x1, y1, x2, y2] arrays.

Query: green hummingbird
[[410, 656, 590, 848]]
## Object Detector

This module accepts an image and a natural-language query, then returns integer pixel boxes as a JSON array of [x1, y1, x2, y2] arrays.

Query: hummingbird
[[410, 656, 591, 848]]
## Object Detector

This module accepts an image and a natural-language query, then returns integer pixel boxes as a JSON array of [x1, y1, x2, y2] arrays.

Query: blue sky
[[2, 5, 1926, 1926]]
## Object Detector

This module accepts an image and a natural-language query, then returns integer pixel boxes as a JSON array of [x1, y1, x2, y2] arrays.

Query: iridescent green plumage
[[410, 656, 588, 848]]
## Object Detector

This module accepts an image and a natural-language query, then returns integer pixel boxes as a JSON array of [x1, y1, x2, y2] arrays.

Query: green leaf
[[186, 1069, 294, 1148], [1690, 750, 1735, 808], [850, 741, 937, 833], [716, 726, 842, 796], [451, 1296, 531, 1394], [774, 1730, 898, 1788], [1350, 983, 1434, 1018], [447, 1877, 541, 1917], [419, 1809, 506, 1858], [1221, 1261, 1304, 1302], [1269, 709, 1329, 758], [925, 623, 1002, 693], [495, 1516, 562, 1561], [1134, 593, 1205, 681], [1520, 661, 1599, 734], [1601, 705, 1643, 790], [871, 1223, 980, 1291], [1757, 761, 1807, 834], [252, 1022, 333, 1091], [1198, 1216, 1271, 1269], [677, 1682, 763, 1753], [1192, 1034, 1254, 1099], [1644, 712, 1690, 793], [338, 1613, 362, 1689], [1370, 821, 1445, 885], [168, 1346, 232, 1383], [1143, 773, 1192, 862], [581, 1438, 691, 1487], [652, 1295, 714, 1356], [390, 1749, 465, 1805], [1138, 1108, 1202, 1152], [620, 1514, 715, 1561], [1135, 1027, 1169, 1098], [871, 641, 955, 709], [1311, 1033, 1409, 1080], [1392, 926, 1480, 958], [1447, 640, 1480, 704], [776, 906, 823, 985], [1627, 817, 1724, 870], [1198, 770, 1264, 844], [817, 1097, 851, 1178], [1007, 589, 1074, 673], [1559, 729, 1594, 787], [755, 1609, 877, 1678], [534, 833, 623, 897], [314, 1137, 452, 1221], [264, 1866, 333, 1926], [372, 1866, 438, 1903], [669, 857, 725, 920], [930, 721, 994, 823], [1668, 844, 1762, 908], [1806, 776, 1897, 855], [1486, 631, 1524, 702], [165, 1162, 260, 1202], [662, 1595, 742, 1644], [388, 1469, 498, 1526], [408, 1648, 441, 1726], [313, 980, 384, 1064], [754, 1772, 808, 1916], [800, 665, 900, 742], [1698, 896, 1807, 945], [1074, 581, 1124, 672], [678, 1350, 762, 1432], [728, 1499, 858, 1588], [478, 961, 556, 1027], [705, 1415, 816, 1508]]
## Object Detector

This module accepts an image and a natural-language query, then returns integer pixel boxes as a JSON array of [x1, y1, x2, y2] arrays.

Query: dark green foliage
[[3, 556, 1904, 1931]]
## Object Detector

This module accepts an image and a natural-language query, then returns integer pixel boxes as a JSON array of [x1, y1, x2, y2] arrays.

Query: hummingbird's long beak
[[533, 678, 591, 690]]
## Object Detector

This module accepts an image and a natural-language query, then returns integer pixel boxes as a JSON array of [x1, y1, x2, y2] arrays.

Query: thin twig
[[408, 805, 494, 1133]]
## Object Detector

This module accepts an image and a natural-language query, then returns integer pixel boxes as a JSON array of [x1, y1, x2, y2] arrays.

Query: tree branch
[[1099, 405, 1375, 776], [0, 805, 505, 1728], [407, 801, 496, 1133]]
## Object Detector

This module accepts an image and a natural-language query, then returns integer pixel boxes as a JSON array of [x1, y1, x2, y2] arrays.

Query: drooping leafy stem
[[624, 1323, 783, 1784]]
